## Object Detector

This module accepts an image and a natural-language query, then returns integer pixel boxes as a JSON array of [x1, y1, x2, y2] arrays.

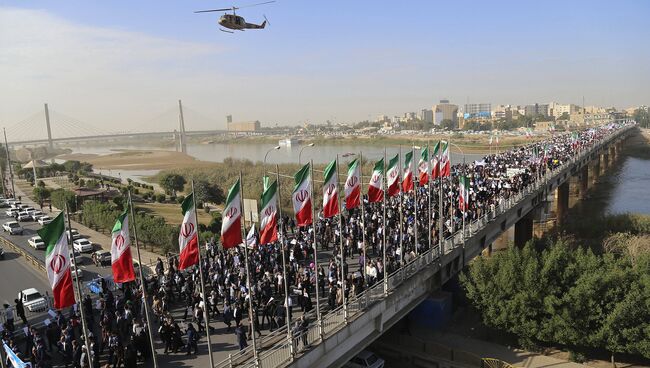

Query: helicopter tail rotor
[[262, 14, 269, 27]]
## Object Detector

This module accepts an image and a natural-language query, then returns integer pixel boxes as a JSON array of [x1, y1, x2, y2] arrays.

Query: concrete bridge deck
[[209, 125, 635, 368]]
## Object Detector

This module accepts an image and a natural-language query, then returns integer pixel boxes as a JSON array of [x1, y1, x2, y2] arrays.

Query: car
[[0, 201, 9, 208], [343, 351, 385, 368], [92, 250, 112, 267], [19, 288, 47, 312], [30, 210, 44, 221], [73, 238, 94, 253], [17, 211, 32, 222], [7, 200, 20, 206], [5, 208, 19, 217], [70, 264, 83, 279], [38, 216, 53, 226], [18, 204, 32, 211], [66, 229, 82, 241], [69, 249, 82, 264], [2, 221, 23, 235], [28, 236, 46, 250]]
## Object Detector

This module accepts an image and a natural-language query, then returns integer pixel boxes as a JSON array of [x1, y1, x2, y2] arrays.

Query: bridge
[[209, 125, 635, 368], [3, 102, 285, 150]]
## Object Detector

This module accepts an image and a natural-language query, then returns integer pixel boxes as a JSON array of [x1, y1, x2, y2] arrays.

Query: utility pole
[[45, 103, 54, 151], [178, 100, 187, 154], [3, 129, 15, 198]]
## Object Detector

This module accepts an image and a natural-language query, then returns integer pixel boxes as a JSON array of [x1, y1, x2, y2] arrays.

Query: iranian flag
[[418, 147, 429, 185], [368, 158, 384, 203], [322, 159, 339, 218], [387, 154, 400, 197], [38, 213, 75, 310], [431, 141, 441, 180], [344, 158, 361, 210], [259, 180, 278, 245], [402, 151, 414, 192], [110, 208, 135, 283], [179, 194, 200, 269], [440, 140, 451, 177], [292, 163, 313, 226], [221, 180, 243, 249], [459, 175, 470, 211]]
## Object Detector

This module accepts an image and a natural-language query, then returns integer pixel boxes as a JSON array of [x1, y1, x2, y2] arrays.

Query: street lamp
[[298, 143, 315, 165], [263, 145, 281, 190]]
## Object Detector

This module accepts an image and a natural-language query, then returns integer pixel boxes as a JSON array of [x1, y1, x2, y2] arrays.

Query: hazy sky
[[1, 0, 649, 134]]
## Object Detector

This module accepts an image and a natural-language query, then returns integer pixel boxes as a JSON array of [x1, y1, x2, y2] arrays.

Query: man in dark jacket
[[185, 323, 198, 355], [15, 296, 27, 325]]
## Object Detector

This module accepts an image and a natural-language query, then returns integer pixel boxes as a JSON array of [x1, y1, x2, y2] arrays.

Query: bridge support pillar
[[580, 165, 589, 198], [591, 157, 600, 185], [602, 153, 609, 171], [514, 213, 534, 248], [556, 182, 569, 226]]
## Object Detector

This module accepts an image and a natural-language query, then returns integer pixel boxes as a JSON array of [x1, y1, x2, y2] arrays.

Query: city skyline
[[1, 0, 649, 131]]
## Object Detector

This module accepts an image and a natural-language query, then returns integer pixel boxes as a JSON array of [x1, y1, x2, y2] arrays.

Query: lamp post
[[298, 143, 315, 165], [263, 145, 281, 190]]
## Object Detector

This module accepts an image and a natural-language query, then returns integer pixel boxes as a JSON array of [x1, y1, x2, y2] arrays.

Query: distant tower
[[44, 103, 53, 150], [226, 115, 232, 130], [178, 100, 187, 154]]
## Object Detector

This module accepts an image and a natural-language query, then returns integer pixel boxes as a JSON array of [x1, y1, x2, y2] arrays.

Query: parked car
[[19, 288, 48, 312], [343, 351, 385, 368], [17, 211, 32, 222], [38, 215, 53, 226], [70, 249, 82, 264], [30, 211, 44, 221], [92, 250, 112, 267], [2, 221, 24, 235], [66, 229, 82, 241], [73, 238, 93, 253], [5, 208, 19, 217], [28, 236, 46, 250]]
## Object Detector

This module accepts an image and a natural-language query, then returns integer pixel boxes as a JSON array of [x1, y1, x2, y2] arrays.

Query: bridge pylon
[[178, 100, 187, 154], [44, 103, 53, 150]]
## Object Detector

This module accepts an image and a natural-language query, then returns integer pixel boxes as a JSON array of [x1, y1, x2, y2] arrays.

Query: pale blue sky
[[1, 0, 649, 131]]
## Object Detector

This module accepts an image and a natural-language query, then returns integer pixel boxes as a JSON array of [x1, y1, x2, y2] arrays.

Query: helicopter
[[194, 1, 275, 33]]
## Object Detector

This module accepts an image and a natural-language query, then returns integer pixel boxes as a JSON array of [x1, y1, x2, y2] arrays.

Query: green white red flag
[[431, 141, 441, 180], [459, 175, 470, 211], [418, 147, 429, 185], [292, 163, 313, 226], [110, 208, 135, 283], [259, 180, 278, 245], [322, 159, 339, 218], [402, 151, 414, 192], [179, 193, 200, 269], [440, 140, 451, 177], [38, 212, 75, 310], [386, 154, 400, 197], [368, 158, 384, 203], [344, 158, 361, 209], [221, 180, 243, 249]]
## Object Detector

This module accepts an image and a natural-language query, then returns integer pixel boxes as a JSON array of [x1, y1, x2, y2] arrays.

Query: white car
[[73, 238, 93, 253], [28, 236, 46, 250], [2, 221, 24, 235], [343, 351, 385, 368], [17, 211, 32, 222], [30, 211, 44, 221], [66, 229, 82, 241], [38, 216, 53, 226], [5, 208, 19, 217], [70, 265, 83, 279], [19, 288, 47, 312]]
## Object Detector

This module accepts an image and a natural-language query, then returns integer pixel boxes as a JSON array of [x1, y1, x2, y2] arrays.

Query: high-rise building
[[419, 109, 433, 124], [524, 103, 550, 117], [463, 103, 491, 119], [432, 99, 459, 125]]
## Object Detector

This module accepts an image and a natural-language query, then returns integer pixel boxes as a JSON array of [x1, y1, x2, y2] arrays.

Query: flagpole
[[382, 149, 388, 297], [412, 144, 418, 257], [275, 164, 293, 355], [309, 160, 323, 341], [336, 155, 348, 323], [245, 209, 259, 362], [398, 147, 404, 268], [191, 180, 215, 367], [128, 192, 159, 368], [426, 142, 432, 254], [359, 152, 367, 283], [65, 204, 92, 368]]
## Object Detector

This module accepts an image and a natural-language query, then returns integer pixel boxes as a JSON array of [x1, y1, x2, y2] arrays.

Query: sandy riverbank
[[58, 149, 219, 170]]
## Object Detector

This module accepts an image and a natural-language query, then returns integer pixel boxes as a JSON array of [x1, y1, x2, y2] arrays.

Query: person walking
[[234, 323, 248, 351], [15, 295, 27, 325], [185, 323, 198, 355]]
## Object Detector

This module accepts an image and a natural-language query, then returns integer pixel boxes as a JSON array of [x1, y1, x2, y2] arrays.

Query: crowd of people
[[1, 122, 630, 367]]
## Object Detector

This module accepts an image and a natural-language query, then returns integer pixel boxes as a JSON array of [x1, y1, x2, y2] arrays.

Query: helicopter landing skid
[[219, 28, 235, 33]]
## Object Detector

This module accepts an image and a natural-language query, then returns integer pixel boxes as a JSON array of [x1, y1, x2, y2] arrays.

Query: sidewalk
[[13, 180, 163, 267]]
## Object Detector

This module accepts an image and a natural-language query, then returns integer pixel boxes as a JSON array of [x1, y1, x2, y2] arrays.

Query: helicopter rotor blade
[[238, 1, 275, 9], [194, 8, 234, 13]]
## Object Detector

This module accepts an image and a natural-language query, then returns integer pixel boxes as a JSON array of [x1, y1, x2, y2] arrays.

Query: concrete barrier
[[0, 237, 46, 274]]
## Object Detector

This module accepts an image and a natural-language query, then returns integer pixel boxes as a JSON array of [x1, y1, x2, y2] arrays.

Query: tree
[[193, 179, 225, 205], [33, 187, 51, 207], [50, 189, 77, 212], [440, 119, 455, 130], [558, 112, 570, 121], [159, 173, 186, 195]]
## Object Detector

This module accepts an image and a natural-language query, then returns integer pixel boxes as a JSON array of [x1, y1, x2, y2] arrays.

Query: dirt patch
[[58, 150, 218, 171]]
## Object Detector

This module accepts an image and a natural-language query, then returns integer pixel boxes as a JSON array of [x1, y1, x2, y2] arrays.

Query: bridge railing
[[214, 126, 630, 368]]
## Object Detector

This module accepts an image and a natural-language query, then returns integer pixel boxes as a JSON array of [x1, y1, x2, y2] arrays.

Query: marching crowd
[[2, 123, 629, 367]]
